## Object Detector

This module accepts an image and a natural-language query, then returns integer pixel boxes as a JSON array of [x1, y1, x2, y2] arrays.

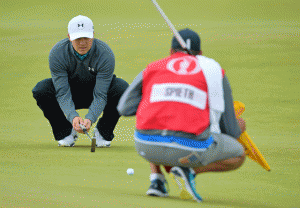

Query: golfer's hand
[[73, 116, 85, 134], [83, 119, 92, 132]]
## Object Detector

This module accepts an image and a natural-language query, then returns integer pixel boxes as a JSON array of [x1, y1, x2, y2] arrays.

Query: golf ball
[[127, 168, 134, 176]]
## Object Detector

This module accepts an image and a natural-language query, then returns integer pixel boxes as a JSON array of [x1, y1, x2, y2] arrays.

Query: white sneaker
[[58, 129, 78, 147], [94, 128, 111, 147]]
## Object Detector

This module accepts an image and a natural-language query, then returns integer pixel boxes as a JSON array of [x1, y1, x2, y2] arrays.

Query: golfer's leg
[[96, 75, 129, 141], [32, 78, 72, 141]]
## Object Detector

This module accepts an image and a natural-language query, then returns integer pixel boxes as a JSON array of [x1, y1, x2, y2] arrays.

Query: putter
[[79, 124, 96, 152], [151, 0, 192, 55]]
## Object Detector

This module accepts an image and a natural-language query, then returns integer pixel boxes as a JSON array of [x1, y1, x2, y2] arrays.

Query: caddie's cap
[[68, 15, 94, 41], [171, 28, 201, 52]]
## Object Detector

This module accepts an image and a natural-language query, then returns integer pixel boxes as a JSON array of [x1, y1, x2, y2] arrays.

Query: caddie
[[32, 15, 129, 147], [117, 28, 246, 202]]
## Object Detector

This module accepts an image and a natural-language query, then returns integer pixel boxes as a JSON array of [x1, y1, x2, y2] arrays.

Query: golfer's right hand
[[73, 116, 85, 134]]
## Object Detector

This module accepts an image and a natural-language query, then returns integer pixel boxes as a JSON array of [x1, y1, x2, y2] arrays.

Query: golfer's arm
[[50, 58, 79, 124], [220, 75, 242, 139], [85, 59, 114, 124], [117, 71, 143, 116]]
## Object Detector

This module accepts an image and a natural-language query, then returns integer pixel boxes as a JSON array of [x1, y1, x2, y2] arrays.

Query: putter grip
[[79, 124, 87, 133]]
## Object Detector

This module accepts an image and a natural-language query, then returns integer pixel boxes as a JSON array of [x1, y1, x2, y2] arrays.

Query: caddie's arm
[[49, 50, 79, 124], [117, 70, 143, 116], [85, 53, 114, 124], [219, 75, 243, 139]]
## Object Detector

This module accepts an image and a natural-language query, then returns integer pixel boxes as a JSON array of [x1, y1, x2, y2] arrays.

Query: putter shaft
[[79, 124, 96, 152]]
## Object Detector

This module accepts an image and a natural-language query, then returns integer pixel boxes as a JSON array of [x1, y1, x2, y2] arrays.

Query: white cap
[[68, 15, 94, 41]]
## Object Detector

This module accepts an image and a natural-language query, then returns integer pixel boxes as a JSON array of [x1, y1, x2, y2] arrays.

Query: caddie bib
[[136, 52, 212, 135]]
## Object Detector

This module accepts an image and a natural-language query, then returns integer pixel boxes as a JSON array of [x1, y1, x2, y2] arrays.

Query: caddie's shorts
[[134, 131, 244, 167]]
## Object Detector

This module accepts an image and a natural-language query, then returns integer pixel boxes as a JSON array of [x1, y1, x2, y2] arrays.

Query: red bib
[[136, 52, 222, 135]]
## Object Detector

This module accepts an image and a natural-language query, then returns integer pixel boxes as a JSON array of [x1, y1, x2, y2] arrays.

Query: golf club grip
[[79, 124, 87, 133]]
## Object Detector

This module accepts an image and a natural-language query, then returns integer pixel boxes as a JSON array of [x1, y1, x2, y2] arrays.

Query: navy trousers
[[32, 75, 129, 141]]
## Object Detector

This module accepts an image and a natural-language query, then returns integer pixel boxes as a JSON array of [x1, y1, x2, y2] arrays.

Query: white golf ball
[[127, 168, 134, 176]]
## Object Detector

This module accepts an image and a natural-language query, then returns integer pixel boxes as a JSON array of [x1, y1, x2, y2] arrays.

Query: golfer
[[32, 15, 129, 147], [117, 28, 246, 202]]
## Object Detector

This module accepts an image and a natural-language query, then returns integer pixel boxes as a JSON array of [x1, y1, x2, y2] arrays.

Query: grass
[[1, 0, 300, 207]]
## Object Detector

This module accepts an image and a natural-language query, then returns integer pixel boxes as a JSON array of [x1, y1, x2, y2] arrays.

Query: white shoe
[[94, 128, 111, 147], [58, 129, 78, 147]]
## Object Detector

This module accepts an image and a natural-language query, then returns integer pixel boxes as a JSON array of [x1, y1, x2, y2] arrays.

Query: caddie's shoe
[[146, 179, 169, 197], [94, 128, 111, 147], [58, 129, 78, 147], [170, 167, 202, 202]]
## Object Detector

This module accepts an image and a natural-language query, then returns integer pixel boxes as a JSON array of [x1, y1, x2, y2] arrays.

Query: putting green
[[1, 0, 299, 207]]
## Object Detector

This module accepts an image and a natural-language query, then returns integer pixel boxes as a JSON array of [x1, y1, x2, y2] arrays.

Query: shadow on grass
[[68, 144, 136, 153], [120, 192, 197, 204], [204, 197, 275, 208]]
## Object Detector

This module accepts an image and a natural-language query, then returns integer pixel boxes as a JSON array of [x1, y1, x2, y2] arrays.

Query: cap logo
[[77, 23, 84, 30], [167, 56, 201, 75]]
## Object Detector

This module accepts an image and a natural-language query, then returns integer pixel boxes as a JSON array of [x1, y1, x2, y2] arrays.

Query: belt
[[135, 131, 214, 149], [136, 128, 211, 141]]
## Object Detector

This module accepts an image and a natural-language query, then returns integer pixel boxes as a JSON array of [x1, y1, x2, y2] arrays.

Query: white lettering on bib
[[150, 83, 207, 110]]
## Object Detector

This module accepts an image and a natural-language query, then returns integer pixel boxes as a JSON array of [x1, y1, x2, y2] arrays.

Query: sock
[[190, 168, 196, 175], [164, 166, 172, 173], [150, 173, 165, 182]]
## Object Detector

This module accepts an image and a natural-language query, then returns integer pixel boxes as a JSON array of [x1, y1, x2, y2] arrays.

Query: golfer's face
[[71, 37, 93, 55]]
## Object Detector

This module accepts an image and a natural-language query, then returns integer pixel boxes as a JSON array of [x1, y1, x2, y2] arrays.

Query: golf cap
[[68, 15, 94, 41], [171, 28, 201, 52]]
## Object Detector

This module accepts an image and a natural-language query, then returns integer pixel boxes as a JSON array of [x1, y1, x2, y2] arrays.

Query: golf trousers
[[32, 75, 129, 141], [134, 131, 244, 167]]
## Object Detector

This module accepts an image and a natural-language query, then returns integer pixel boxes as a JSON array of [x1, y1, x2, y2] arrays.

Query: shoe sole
[[96, 142, 111, 148], [146, 189, 168, 197], [171, 168, 202, 202], [58, 142, 75, 147], [58, 134, 77, 147], [170, 173, 193, 200], [58, 144, 75, 147], [96, 145, 111, 148]]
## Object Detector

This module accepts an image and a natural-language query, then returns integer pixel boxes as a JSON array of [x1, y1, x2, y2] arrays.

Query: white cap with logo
[[68, 15, 94, 41]]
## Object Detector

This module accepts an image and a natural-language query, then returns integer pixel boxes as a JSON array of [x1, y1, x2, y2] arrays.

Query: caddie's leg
[[32, 78, 73, 140], [150, 163, 163, 174], [147, 163, 168, 197], [193, 133, 246, 174], [193, 152, 246, 174], [96, 75, 129, 141]]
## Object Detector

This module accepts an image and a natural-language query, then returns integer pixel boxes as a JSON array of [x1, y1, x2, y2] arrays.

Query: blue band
[[135, 131, 214, 149]]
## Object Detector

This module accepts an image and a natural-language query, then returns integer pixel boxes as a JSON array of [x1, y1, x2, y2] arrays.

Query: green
[[1, 0, 299, 207]]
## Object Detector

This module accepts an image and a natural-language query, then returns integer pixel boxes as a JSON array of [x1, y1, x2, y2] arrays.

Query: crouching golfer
[[117, 28, 246, 202], [32, 15, 128, 147]]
